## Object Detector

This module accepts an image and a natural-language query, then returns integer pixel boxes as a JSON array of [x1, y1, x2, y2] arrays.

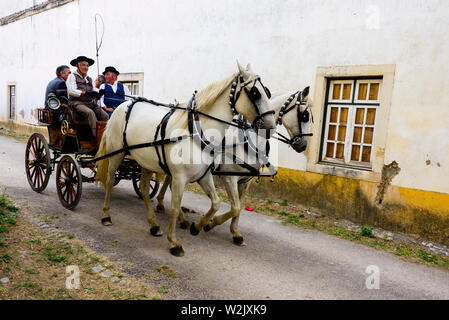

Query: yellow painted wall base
[[250, 168, 449, 245], [0, 121, 48, 138]]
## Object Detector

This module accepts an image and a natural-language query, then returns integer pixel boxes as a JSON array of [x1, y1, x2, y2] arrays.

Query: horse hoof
[[101, 217, 113, 226], [150, 226, 163, 237], [182, 206, 196, 213], [204, 224, 213, 232], [233, 236, 245, 246], [190, 223, 200, 236], [170, 246, 184, 257], [180, 221, 190, 230], [156, 205, 165, 213]]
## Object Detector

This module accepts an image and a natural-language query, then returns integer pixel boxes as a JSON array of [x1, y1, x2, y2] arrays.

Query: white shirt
[[98, 81, 131, 108], [66, 70, 94, 97]]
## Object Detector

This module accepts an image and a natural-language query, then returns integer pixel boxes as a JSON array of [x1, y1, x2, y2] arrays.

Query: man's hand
[[102, 106, 114, 113], [86, 90, 105, 99]]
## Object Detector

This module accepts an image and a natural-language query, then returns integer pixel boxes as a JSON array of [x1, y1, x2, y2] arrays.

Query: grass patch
[[1, 253, 12, 263], [361, 225, 374, 238], [25, 269, 39, 275], [157, 265, 176, 278], [0, 191, 160, 300], [158, 285, 169, 294]]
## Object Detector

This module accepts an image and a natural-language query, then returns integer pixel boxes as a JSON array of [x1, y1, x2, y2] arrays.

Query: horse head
[[280, 86, 313, 153], [232, 61, 276, 139]]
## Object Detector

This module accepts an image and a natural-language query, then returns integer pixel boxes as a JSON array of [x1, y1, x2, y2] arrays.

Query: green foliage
[[361, 225, 374, 238], [418, 250, 435, 262], [25, 269, 39, 275], [158, 285, 169, 294], [280, 200, 288, 206], [1, 253, 12, 263]]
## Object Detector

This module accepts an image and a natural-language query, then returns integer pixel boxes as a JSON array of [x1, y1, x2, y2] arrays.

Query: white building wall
[[0, 0, 448, 193]]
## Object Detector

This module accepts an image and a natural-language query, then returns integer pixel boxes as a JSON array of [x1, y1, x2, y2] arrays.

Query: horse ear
[[237, 60, 250, 79], [245, 63, 251, 71], [302, 86, 310, 100]]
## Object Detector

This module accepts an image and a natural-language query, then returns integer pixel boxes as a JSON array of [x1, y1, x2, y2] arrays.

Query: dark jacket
[[44, 77, 67, 107]]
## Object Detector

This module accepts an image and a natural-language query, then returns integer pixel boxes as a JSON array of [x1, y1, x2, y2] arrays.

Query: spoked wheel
[[132, 176, 160, 200], [25, 133, 51, 193], [56, 155, 82, 209]]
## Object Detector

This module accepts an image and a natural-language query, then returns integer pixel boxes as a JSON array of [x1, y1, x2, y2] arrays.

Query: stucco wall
[[0, 0, 448, 196]]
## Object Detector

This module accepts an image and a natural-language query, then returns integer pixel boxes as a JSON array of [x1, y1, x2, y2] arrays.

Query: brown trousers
[[70, 101, 109, 137]]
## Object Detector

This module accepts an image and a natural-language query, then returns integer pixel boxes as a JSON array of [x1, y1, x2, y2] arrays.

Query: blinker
[[301, 110, 310, 123]]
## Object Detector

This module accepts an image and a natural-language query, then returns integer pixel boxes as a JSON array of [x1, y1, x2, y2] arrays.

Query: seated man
[[66, 55, 108, 138], [44, 65, 71, 107], [98, 66, 131, 117]]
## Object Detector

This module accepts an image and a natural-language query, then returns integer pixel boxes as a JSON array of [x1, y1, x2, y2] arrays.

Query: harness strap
[[80, 134, 191, 164], [122, 100, 138, 155], [155, 109, 176, 175]]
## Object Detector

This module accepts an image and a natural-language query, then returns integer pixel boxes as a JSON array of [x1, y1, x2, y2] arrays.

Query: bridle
[[229, 75, 275, 129], [275, 91, 313, 148]]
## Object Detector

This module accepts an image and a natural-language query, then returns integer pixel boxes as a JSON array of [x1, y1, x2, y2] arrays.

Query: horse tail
[[95, 131, 109, 187]]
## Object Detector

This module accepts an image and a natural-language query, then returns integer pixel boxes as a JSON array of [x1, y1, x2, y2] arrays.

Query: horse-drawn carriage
[[25, 93, 159, 209], [24, 61, 313, 256]]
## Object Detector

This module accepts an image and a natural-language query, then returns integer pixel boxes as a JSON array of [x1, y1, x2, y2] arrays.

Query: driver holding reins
[[66, 55, 109, 138]]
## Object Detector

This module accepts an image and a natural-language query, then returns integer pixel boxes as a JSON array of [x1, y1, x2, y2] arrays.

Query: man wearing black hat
[[66, 55, 108, 138], [98, 66, 131, 117]]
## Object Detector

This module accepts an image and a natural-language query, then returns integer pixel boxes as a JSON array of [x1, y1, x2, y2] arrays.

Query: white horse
[[95, 62, 276, 256], [156, 87, 313, 244]]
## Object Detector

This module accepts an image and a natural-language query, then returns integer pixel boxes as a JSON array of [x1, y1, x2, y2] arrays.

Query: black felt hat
[[102, 66, 120, 76], [70, 56, 95, 67]]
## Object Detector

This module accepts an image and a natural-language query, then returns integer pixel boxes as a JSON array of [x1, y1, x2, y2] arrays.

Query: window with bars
[[321, 78, 381, 169]]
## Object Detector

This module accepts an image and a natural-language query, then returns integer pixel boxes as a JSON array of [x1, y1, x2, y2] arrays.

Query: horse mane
[[194, 72, 237, 111], [166, 72, 238, 128]]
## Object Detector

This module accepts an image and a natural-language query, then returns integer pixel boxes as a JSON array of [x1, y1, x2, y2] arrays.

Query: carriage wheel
[[132, 176, 160, 200], [56, 155, 82, 209], [25, 133, 51, 193]]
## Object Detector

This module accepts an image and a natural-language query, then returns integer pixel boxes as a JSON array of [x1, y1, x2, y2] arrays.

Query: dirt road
[[1, 134, 449, 299]]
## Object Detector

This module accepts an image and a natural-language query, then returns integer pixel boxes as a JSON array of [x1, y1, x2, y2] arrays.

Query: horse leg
[[167, 175, 187, 256], [140, 168, 163, 236], [204, 177, 245, 245], [101, 154, 124, 226], [229, 180, 251, 245], [189, 173, 221, 236], [155, 175, 190, 229], [156, 175, 170, 212]]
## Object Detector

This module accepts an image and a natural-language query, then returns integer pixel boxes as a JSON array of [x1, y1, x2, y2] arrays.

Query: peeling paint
[[375, 161, 401, 206]]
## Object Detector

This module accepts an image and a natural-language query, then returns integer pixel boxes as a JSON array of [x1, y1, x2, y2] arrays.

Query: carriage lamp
[[47, 94, 61, 110]]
